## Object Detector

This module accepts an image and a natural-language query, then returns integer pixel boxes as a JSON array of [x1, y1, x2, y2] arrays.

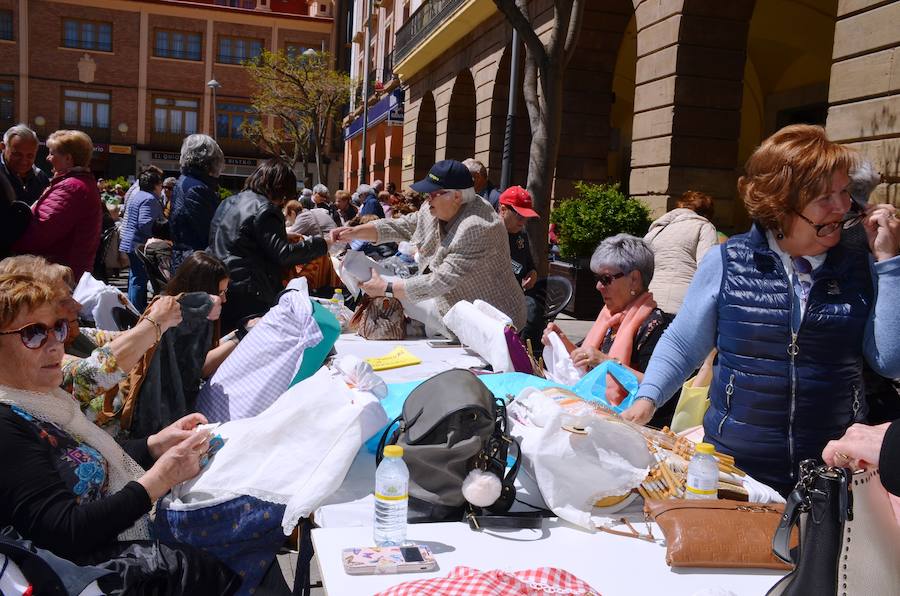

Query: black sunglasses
[[0, 319, 69, 349], [595, 272, 626, 287], [795, 198, 865, 238]]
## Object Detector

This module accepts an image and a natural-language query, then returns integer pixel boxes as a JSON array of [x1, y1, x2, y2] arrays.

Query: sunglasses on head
[[0, 319, 69, 349], [595, 271, 626, 287]]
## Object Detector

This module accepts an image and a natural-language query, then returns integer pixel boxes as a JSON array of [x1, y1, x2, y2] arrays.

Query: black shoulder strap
[[375, 414, 402, 465]]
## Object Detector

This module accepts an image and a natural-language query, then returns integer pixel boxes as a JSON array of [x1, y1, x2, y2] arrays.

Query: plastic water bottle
[[374, 445, 409, 546], [685, 442, 719, 500], [328, 297, 340, 318], [331, 289, 345, 317]]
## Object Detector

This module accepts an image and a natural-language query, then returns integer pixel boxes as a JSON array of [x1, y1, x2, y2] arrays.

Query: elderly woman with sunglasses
[[623, 125, 900, 495], [0, 256, 226, 436], [0, 274, 239, 591], [542, 234, 676, 427]]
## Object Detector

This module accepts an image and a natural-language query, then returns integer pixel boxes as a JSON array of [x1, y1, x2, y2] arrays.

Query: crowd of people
[[1, 120, 900, 592]]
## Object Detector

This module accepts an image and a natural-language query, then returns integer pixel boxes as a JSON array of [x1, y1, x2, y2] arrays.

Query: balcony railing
[[393, 0, 466, 65], [355, 68, 395, 104]]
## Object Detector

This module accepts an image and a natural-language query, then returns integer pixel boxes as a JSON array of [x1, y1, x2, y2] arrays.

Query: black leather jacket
[[208, 190, 327, 304]]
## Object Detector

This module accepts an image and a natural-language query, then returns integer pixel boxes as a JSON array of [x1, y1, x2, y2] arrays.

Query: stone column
[[826, 0, 900, 206]]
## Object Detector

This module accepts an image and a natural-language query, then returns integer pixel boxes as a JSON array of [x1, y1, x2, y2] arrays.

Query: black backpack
[[376, 369, 521, 524]]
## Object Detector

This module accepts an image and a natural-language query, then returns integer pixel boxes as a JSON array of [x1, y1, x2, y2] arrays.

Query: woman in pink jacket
[[13, 130, 102, 280]]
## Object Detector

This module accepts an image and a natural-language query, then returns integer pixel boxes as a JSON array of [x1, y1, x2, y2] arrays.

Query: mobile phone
[[426, 339, 462, 348], [342, 544, 438, 575]]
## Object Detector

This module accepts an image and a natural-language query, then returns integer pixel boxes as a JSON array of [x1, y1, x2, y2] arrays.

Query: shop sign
[[109, 144, 133, 155], [152, 152, 180, 161]]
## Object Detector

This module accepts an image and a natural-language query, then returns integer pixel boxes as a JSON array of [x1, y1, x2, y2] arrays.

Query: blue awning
[[344, 89, 405, 140]]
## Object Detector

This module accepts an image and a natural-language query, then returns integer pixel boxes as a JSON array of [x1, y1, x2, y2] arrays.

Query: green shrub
[[218, 186, 233, 202], [550, 182, 652, 260]]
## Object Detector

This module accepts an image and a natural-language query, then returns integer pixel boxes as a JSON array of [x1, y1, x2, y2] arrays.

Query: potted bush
[[549, 182, 651, 318]]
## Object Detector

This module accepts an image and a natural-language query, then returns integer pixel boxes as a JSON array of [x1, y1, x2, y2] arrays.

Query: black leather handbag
[[767, 459, 900, 595]]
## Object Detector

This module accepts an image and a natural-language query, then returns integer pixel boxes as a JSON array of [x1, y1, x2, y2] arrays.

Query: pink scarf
[[582, 291, 657, 405]]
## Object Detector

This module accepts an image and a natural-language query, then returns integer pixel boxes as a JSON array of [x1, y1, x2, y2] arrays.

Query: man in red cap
[[499, 185, 539, 290], [498, 185, 545, 348]]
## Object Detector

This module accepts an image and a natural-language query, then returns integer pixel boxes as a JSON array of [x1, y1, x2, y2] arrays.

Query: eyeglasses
[[595, 272, 626, 287], [795, 198, 865, 238], [0, 319, 69, 349]]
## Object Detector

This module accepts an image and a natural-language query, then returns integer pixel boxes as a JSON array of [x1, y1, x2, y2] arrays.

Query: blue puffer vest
[[702, 223, 873, 492]]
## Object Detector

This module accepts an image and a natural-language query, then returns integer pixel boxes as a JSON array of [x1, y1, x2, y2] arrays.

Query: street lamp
[[207, 79, 221, 140]]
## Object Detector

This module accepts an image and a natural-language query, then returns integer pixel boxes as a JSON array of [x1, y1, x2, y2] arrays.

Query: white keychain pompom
[[462, 468, 502, 507]]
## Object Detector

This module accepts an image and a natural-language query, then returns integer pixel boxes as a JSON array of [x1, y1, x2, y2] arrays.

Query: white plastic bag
[[333, 354, 388, 399], [542, 331, 584, 385], [442, 300, 514, 372], [73, 272, 140, 330], [508, 388, 653, 529]]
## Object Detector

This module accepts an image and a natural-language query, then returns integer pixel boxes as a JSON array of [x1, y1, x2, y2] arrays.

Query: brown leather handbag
[[349, 295, 406, 340], [644, 498, 796, 570]]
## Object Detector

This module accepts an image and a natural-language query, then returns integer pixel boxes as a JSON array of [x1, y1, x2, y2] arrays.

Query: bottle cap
[[695, 442, 715, 455], [383, 445, 403, 458], [335, 289, 343, 294]]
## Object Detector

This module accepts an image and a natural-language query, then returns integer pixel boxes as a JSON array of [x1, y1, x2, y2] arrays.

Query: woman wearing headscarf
[[625, 125, 900, 494]]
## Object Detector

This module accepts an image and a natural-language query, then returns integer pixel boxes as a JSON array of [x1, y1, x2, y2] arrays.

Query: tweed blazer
[[373, 198, 527, 329]]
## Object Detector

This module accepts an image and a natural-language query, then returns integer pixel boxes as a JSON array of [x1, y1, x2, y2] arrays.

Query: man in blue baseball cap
[[332, 160, 527, 335]]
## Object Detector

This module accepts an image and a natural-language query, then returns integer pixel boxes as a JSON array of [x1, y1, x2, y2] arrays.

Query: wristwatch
[[385, 281, 394, 298]]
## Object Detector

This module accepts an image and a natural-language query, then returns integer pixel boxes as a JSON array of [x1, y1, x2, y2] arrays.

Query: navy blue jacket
[[169, 167, 220, 253], [704, 224, 873, 492], [359, 193, 385, 218]]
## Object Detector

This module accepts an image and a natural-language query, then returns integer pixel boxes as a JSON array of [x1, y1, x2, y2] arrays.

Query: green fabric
[[290, 301, 341, 387]]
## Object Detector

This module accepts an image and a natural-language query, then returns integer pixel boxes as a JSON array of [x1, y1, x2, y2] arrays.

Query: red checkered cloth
[[374, 566, 601, 596]]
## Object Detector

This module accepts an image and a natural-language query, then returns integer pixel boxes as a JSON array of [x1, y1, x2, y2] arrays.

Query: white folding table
[[311, 519, 785, 595]]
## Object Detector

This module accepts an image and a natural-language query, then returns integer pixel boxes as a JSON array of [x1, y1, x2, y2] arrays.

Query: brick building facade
[[379, 0, 899, 232], [0, 0, 336, 188]]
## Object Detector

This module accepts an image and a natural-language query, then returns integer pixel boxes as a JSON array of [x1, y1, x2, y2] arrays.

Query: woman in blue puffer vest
[[625, 125, 900, 495]]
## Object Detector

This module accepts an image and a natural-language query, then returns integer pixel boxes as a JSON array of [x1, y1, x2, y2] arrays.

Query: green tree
[[242, 50, 351, 185]]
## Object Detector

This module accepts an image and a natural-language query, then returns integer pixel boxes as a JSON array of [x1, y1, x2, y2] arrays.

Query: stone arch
[[414, 91, 437, 181], [628, 0, 757, 227], [445, 69, 477, 161], [554, 0, 635, 201], [732, 0, 838, 228], [488, 44, 530, 189]]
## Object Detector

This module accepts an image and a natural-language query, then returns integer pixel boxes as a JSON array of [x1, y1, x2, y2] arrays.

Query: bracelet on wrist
[[143, 315, 162, 343]]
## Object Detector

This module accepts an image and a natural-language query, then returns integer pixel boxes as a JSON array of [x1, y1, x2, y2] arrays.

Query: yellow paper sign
[[365, 347, 422, 371]]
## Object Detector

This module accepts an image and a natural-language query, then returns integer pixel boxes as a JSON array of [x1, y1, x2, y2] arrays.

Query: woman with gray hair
[[543, 233, 674, 426], [169, 134, 224, 270]]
